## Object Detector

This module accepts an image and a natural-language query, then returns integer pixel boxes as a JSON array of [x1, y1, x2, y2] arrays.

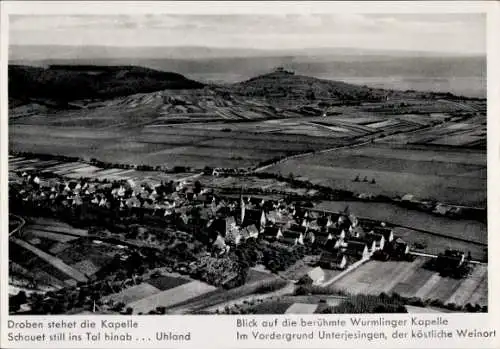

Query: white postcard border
[[1, 1, 499, 348]]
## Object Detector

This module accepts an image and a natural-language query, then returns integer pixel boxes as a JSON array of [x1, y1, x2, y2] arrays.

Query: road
[[202, 281, 296, 313], [252, 119, 444, 174], [9, 214, 25, 237], [253, 139, 372, 173], [11, 238, 88, 283], [409, 251, 484, 265], [308, 207, 486, 247]]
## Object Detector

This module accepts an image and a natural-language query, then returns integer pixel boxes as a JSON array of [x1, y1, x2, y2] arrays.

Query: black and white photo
[[5, 9, 489, 317]]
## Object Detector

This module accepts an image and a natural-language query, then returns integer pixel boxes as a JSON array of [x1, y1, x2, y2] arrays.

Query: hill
[[232, 69, 390, 104], [8, 64, 205, 107]]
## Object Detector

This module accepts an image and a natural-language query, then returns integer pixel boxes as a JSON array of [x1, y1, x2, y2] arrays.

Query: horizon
[[9, 14, 486, 56], [9, 44, 486, 58]]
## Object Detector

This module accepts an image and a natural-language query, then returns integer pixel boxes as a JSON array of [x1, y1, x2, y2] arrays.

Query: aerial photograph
[[8, 13, 487, 315]]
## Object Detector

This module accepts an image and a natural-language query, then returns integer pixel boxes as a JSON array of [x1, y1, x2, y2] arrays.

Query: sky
[[9, 13, 486, 55]]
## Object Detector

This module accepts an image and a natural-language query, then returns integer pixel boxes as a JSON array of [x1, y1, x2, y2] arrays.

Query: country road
[[252, 120, 445, 174], [202, 281, 296, 313], [253, 139, 372, 173], [409, 251, 484, 265], [9, 214, 25, 237]]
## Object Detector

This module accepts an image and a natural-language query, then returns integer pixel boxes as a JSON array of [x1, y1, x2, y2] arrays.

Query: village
[[7, 153, 480, 315]]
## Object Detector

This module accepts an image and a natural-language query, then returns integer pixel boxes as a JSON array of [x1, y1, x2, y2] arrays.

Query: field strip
[[43, 162, 85, 172], [31, 160, 62, 168], [446, 265, 487, 306], [11, 238, 88, 283], [53, 165, 93, 175], [29, 217, 73, 226], [405, 305, 444, 313], [92, 168, 130, 176], [127, 280, 217, 314], [24, 229, 78, 243], [203, 282, 295, 313], [9, 159, 38, 165], [49, 242, 71, 254], [71, 259, 100, 276], [103, 283, 162, 305], [466, 274, 488, 306], [414, 274, 442, 299], [15, 166, 38, 172], [29, 225, 88, 237], [424, 277, 462, 302], [51, 163, 91, 173], [285, 303, 319, 314], [374, 259, 426, 294], [379, 261, 424, 294], [71, 166, 101, 173]]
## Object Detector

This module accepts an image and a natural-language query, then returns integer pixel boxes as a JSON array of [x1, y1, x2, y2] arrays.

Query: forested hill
[[8, 65, 205, 106], [232, 69, 390, 102]]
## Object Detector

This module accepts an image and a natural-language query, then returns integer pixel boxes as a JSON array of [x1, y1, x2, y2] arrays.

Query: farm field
[[202, 175, 315, 198], [267, 143, 486, 207], [232, 295, 344, 314], [245, 267, 273, 284], [103, 283, 162, 305], [12, 94, 481, 171], [55, 239, 123, 274], [285, 302, 319, 314], [10, 238, 88, 283], [165, 274, 284, 314], [146, 275, 191, 291], [9, 123, 348, 169], [315, 200, 486, 245], [331, 258, 487, 307], [392, 227, 486, 262], [126, 280, 217, 314], [14, 218, 123, 276], [8, 155, 198, 186]]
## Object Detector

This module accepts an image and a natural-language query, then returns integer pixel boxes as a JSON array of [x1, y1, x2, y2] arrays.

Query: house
[[304, 231, 315, 245], [436, 249, 465, 271], [305, 267, 325, 285], [393, 238, 410, 255], [324, 238, 341, 252], [371, 227, 394, 243], [307, 219, 321, 232], [319, 252, 347, 270], [349, 225, 365, 239], [325, 215, 336, 229], [282, 229, 304, 245], [262, 226, 283, 241], [266, 210, 290, 225], [225, 229, 242, 245], [307, 211, 319, 220], [281, 236, 299, 247], [242, 208, 267, 231], [337, 229, 346, 241], [241, 224, 259, 240], [343, 241, 370, 260], [212, 234, 230, 256], [313, 233, 333, 248], [365, 233, 385, 251], [337, 215, 352, 231], [347, 237, 376, 253]]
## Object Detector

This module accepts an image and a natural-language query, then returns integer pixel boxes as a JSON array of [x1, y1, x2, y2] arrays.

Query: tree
[[194, 180, 202, 194]]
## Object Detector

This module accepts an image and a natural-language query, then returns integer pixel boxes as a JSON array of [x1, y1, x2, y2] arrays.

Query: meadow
[[268, 143, 486, 207], [331, 258, 487, 307]]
